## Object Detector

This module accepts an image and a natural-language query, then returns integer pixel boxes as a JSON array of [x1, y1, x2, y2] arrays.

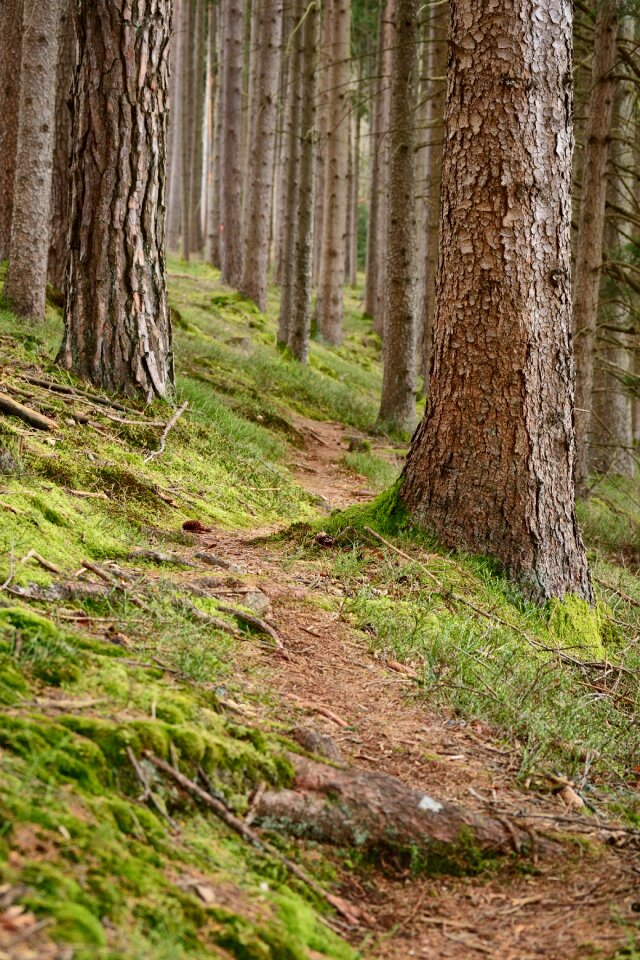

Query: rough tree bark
[[166, 0, 183, 252], [277, 0, 304, 345], [204, 0, 219, 265], [240, 0, 282, 310], [316, 0, 351, 345], [311, 6, 333, 287], [189, 0, 207, 255], [4, 0, 63, 319], [377, 0, 419, 433], [0, 0, 23, 263], [179, 0, 194, 260], [363, 2, 388, 321], [206, 0, 224, 268], [220, 0, 244, 288], [57, 0, 175, 401], [573, 0, 619, 488], [400, 0, 592, 602], [286, 0, 320, 362], [48, 0, 75, 291]]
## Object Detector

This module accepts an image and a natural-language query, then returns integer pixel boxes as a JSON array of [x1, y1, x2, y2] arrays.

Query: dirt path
[[189, 415, 639, 959]]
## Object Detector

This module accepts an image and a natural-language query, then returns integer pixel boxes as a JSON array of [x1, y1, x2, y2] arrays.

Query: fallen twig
[[20, 374, 132, 413], [173, 598, 243, 639], [126, 747, 179, 831], [216, 603, 282, 648], [144, 402, 188, 462], [20, 549, 62, 575], [0, 391, 58, 431], [0, 499, 26, 515], [291, 697, 350, 728], [144, 751, 366, 926], [129, 548, 199, 568], [1, 544, 15, 591]]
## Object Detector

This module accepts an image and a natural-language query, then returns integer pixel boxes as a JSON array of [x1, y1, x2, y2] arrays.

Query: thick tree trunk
[[48, 0, 75, 292], [316, 0, 351, 345], [4, 0, 63, 319], [277, 0, 304, 344], [189, 0, 207, 255], [57, 0, 175, 401], [166, 0, 183, 252], [286, 0, 320, 363], [573, 0, 619, 488], [377, 0, 419, 433], [220, 0, 244, 288], [239, 0, 282, 310], [591, 13, 635, 478], [0, 0, 23, 263], [401, 0, 592, 603], [179, 0, 194, 260]]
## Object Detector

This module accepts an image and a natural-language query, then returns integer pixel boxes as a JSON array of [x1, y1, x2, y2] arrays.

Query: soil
[[198, 413, 640, 960]]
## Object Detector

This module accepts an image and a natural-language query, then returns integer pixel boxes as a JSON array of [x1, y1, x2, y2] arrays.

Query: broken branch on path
[[0, 391, 58, 431], [143, 751, 367, 926], [216, 603, 282, 648], [144, 401, 188, 462]]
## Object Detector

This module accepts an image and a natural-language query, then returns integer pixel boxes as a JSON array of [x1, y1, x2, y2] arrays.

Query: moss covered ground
[[0, 259, 639, 957]]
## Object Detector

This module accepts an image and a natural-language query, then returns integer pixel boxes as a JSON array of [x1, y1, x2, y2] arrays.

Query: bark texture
[[48, 0, 75, 290], [378, 0, 419, 433], [573, 0, 619, 487], [57, 0, 175, 401], [189, 0, 207, 254], [166, 0, 183, 251], [4, 0, 63, 319], [0, 0, 24, 263], [286, 0, 320, 362], [179, 0, 194, 259], [401, 0, 592, 602], [220, 0, 244, 288], [316, 0, 351, 344], [239, 0, 282, 310]]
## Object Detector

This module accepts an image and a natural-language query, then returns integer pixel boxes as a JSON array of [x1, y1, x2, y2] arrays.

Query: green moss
[[548, 595, 605, 659], [48, 902, 107, 946], [324, 478, 410, 537]]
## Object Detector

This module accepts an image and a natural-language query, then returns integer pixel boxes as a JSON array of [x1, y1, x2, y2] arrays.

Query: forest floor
[[0, 261, 639, 959]]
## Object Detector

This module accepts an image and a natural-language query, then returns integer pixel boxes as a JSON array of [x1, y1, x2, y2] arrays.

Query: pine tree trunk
[[591, 12, 635, 478], [0, 0, 23, 263], [273, 3, 296, 285], [240, 0, 282, 310], [205, 0, 219, 265], [348, 105, 361, 287], [179, 0, 194, 260], [220, 0, 244, 288], [286, 0, 320, 363], [4, 0, 63, 319], [166, 0, 183, 252], [418, 2, 446, 395], [401, 0, 592, 603], [573, 0, 619, 488], [189, 0, 207, 255], [277, 0, 304, 344], [57, 0, 175, 401], [207, 0, 224, 268], [311, 7, 333, 287], [48, 0, 75, 291], [363, 3, 387, 320], [377, 0, 419, 433], [316, 0, 351, 345]]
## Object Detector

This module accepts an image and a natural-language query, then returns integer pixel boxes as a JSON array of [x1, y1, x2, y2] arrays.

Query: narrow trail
[[185, 415, 638, 959]]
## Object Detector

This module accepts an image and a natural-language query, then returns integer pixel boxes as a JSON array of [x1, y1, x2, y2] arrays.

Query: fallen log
[[0, 391, 58, 431], [255, 754, 541, 868]]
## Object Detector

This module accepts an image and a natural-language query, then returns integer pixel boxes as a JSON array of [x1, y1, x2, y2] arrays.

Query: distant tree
[[0, 0, 24, 263], [179, 0, 195, 260], [189, 0, 207, 255], [166, 0, 183, 252], [4, 0, 63, 319], [220, 0, 244, 288], [573, 0, 620, 487], [401, 0, 592, 602], [377, 0, 419, 433], [240, 0, 282, 310], [48, 0, 75, 291], [57, 0, 175, 400]]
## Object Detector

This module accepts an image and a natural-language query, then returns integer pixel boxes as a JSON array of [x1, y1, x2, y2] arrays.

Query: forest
[[0, 0, 640, 957]]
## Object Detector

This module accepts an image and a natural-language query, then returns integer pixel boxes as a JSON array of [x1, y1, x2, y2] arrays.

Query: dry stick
[[594, 575, 640, 610], [143, 752, 364, 926], [144, 402, 189, 462], [174, 598, 243, 639], [0, 544, 14, 591], [20, 549, 62, 575], [0, 391, 58, 431], [80, 559, 152, 613], [126, 747, 179, 831], [0, 499, 27, 515], [216, 603, 282, 648], [20, 374, 132, 413]]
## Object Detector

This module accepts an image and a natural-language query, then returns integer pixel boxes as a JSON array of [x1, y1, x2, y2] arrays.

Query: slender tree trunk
[[205, 0, 219, 264], [48, 0, 75, 291], [573, 0, 619, 488], [286, 0, 320, 363], [57, 0, 175, 401], [316, 0, 351, 345], [189, 0, 207, 254], [220, 0, 244, 288], [377, 0, 419, 433], [348, 104, 361, 287], [167, 0, 183, 252], [277, 0, 304, 344], [240, 0, 282, 310], [312, 7, 333, 287], [207, 1, 224, 268], [0, 0, 23, 263], [363, 3, 386, 320], [271, 2, 293, 285], [180, 0, 194, 260], [591, 12, 635, 478], [419, 1, 446, 394], [371, 0, 394, 336], [4, 0, 63, 319], [401, 0, 592, 602]]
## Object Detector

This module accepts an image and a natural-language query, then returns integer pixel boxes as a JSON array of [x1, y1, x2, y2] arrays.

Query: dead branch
[[144, 401, 188, 462], [19, 374, 132, 413], [0, 391, 58, 432], [216, 603, 282, 647]]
